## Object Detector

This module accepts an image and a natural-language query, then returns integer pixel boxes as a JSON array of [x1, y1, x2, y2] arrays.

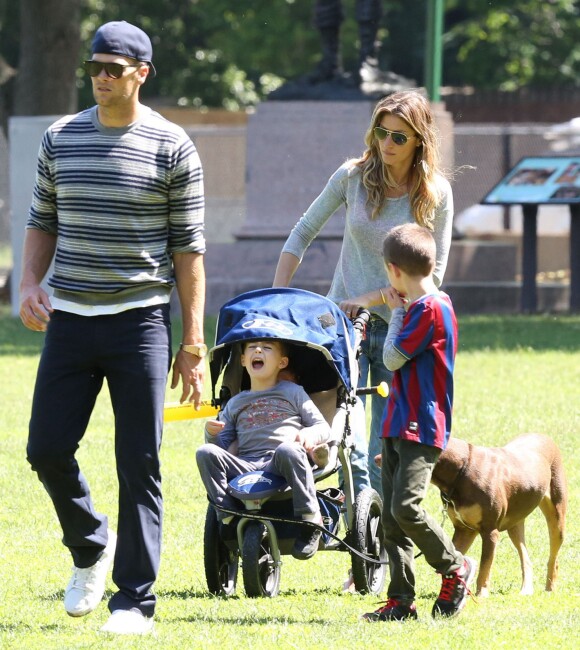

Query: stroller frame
[[202, 288, 387, 598]]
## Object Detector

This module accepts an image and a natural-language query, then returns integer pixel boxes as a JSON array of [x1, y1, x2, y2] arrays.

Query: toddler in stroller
[[196, 336, 338, 560], [198, 287, 387, 598]]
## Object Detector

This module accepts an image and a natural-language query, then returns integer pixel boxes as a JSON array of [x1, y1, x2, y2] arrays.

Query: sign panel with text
[[482, 156, 580, 204]]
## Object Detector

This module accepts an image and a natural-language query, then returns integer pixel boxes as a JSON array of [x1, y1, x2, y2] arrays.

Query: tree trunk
[[14, 0, 81, 115]]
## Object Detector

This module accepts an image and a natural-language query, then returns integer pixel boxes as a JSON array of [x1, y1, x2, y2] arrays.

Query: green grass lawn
[[0, 308, 579, 649], [0, 242, 12, 268]]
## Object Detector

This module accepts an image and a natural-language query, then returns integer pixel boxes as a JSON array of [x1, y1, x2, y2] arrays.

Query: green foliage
[[0, 0, 19, 68], [4, 1, 580, 112], [1, 309, 579, 648], [444, 0, 580, 89], [77, 0, 322, 111], [375, 1, 427, 86]]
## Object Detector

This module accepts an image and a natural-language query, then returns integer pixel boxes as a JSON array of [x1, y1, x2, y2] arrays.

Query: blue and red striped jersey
[[381, 292, 457, 450]]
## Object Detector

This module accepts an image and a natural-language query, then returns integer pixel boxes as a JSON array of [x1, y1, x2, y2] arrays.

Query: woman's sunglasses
[[83, 60, 140, 79], [373, 126, 415, 146]]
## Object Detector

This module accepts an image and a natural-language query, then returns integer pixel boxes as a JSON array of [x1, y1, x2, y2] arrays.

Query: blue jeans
[[26, 305, 172, 617], [353, 316, 392, 497]]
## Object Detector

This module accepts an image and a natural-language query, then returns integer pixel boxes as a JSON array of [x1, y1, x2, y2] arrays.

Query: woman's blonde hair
[[356, 89, 445, 227]]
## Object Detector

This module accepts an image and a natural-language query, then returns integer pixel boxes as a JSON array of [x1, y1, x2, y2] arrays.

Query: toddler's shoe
[[291, 515, 322, 560]]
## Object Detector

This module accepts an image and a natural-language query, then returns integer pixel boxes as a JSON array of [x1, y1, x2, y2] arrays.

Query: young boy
[[363, 223, 476, 622], [196, 339, 334, 560]]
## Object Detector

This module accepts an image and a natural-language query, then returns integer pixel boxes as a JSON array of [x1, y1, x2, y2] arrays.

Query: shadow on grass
[[3, 308, 579, 356], [0, 308, 218, 357], [162, 610, 328, 626], [156, 586, 345, 601], [156, 588, 222, 600], [147, 587, 331, 626], [457, 314, 580, 352], [0, 623, 61, 632]]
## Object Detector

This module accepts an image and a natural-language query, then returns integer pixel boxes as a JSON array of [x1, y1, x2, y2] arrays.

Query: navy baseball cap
[[91, 21, 156, 77]]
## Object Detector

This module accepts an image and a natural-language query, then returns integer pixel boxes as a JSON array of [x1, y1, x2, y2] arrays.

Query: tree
[[2, 0, 580, 120], [443, 0, 580, 89], [75, 0, 321, 111], [15, 0, 81, 115], [0, 0, 19, 133]]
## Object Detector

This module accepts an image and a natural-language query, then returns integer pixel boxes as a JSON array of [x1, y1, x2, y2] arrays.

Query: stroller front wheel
[[203, 506, 239, 596], [242, 521, 281, 598], [351, 488, 387, 595]]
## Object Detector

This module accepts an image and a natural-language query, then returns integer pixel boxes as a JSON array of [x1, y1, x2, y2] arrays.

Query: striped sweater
[[27, 105, 205, 307]]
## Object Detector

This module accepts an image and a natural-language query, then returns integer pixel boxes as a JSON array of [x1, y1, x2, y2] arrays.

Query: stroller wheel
[[242, 521, 281, 598], [351, 488, 387, 595], [203, 506, 239, 596]]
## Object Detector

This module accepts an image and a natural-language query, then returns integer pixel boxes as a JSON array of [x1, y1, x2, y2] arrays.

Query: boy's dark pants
[[381, 437, 463, 603], [26, 306, 171, 617]]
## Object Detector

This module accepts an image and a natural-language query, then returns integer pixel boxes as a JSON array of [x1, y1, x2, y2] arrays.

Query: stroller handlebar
[[351, 308, 370, 351], [350, 310, 390, 399], [351, 308, 370, 332], [356, 381, 389, 398]]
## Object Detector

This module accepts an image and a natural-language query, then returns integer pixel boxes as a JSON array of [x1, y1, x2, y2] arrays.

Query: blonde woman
[[273, 89, 453, 499]]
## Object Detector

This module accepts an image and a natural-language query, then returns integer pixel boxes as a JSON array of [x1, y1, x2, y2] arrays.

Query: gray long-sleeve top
[[282, 161, 454, 320], [205, 380, 335, 460]]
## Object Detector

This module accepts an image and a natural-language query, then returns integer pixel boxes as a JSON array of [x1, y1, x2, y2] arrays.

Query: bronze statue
[[269, 0, 413, 100], [309, 0, 383, 84]]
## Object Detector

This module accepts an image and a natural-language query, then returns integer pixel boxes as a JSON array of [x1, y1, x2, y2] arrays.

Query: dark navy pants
[[26, 305, 172, 617]]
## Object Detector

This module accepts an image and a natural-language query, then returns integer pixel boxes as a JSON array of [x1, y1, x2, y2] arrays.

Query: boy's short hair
[[383, 223, 436, 277]]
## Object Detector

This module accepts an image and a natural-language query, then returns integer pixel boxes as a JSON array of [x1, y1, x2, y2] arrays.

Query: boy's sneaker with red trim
[[362, 598, 418, 622], [432, 556, 477, 618]]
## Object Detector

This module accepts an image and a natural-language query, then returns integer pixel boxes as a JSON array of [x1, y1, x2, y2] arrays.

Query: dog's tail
[[541, 437, 567, 591], [546, 438, 568, 517]]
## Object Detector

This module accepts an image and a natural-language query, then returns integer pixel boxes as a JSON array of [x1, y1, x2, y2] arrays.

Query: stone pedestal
[[240, 101, 375, 239], [9, 116, 59, 316], [240, 99, 455, 239]]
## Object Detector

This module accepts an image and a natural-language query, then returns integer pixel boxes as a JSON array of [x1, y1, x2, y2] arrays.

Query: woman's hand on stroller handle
[[351, 308, 370, 327], [339, 298, 367, 320]]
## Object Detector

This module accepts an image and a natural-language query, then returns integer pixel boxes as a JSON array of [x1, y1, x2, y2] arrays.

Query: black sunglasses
[[373, 126, 415, 146], [83, 60, 140, 79]]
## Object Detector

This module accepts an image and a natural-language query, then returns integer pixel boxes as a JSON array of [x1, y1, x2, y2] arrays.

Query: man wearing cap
[[19, 21, 205, 635]]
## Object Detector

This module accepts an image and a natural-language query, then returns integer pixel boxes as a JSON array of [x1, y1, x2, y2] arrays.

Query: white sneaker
[[64, 529, 116, 617], [100, 608, 154, 635]]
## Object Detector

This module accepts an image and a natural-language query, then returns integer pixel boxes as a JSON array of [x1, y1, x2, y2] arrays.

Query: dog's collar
[[439, 457, 480, 531], [439, 457, 469, 504]]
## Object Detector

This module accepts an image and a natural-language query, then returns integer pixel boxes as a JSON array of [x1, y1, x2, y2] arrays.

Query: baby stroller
[[203, 287, 387, 598]]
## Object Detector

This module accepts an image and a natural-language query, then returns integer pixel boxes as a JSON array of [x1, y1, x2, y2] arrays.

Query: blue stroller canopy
[[210, 288, 358, 396]]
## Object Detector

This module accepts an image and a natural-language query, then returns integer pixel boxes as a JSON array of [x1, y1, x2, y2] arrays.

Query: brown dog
[[431, 433, 567, 597]]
